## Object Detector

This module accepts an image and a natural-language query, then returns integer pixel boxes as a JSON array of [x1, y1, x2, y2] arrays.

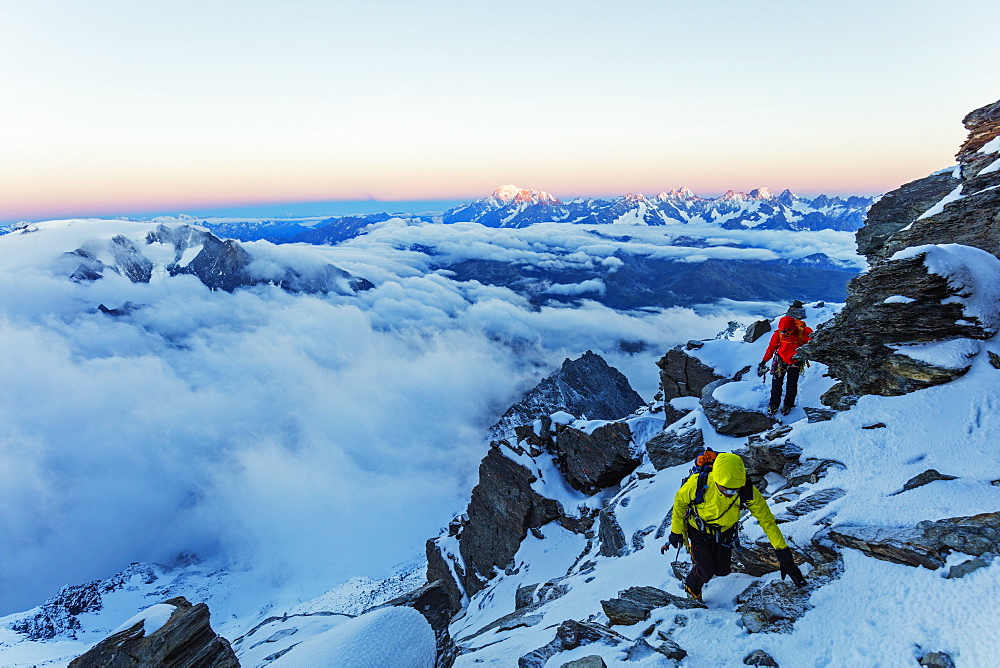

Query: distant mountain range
[[199, 185, 874, 245]]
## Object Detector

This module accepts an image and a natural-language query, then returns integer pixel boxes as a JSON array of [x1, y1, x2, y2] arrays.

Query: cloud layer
[[0, 220, 792, 614]]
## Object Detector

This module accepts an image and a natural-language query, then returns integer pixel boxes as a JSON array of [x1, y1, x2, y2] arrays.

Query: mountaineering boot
[[683, 582, 703, 603], [766, 405, 778, 416], [780, 405, 793, 416]]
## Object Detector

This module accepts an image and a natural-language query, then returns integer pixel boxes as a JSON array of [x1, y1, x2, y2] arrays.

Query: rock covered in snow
[[700, 378, 775, 437], [807, 97, 1000, 407], [68, 597, 238, 668]]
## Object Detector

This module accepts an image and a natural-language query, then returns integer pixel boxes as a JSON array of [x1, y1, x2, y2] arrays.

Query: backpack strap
[[692, 469, 711, 505]]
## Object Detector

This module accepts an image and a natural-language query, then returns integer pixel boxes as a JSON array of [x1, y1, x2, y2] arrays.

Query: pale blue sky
[[1, 0, 997, 221]]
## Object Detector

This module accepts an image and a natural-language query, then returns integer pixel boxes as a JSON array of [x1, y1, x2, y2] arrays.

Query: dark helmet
[[787, 300, 806, 319]]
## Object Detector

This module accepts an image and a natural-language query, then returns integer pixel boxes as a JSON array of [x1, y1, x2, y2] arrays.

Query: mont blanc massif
[[1, 99, 999, 667]]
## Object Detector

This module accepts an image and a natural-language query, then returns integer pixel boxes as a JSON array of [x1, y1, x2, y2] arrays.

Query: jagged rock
[[743, 319, 772, 343], [553, 421, 641, 495], [490, 351, 645, 439], [97, 301, 143, 317], [830, 511, 1000, 570], [455, 444, 564, 597], [601, 586, 705, 626], [919, 651, 957, 668], [855, 171, 961, 263], [110, 235, 154, 282], [803, 407, 836, 423], [518, 620, 629, 668], [657, 346, 725, 407], [918, 511, 1000, 557], [737, 580, 812, 634], [645, 418, 704, 470], [829, 525, 945, 569], [68, 597, 238, 668], [598, 506, 628, 557], [701, 379, 775, 437], [744, 649, 780, 666], [733, 540, 811, 578], [888, 469, 958, 496], [561, 656, 607, 668], [775, 488, 846, 523], [626, 637, 687, 661], [63, 248, 106, 282]]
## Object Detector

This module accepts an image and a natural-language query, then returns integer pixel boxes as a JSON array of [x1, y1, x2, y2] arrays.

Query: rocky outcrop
[[656, 344, 724, 409], [601, 586, 704, 626], [69, 597, 238, 668], [490, 351, 645, 440], [829, 511, 1000, 569], [806, 98, 1000, 406], [701, 379, 774, 437], [553, 421, 640, 494]]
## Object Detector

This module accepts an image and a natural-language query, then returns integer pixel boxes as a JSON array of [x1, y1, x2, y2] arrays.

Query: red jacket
[[763, 316, 812, 365]]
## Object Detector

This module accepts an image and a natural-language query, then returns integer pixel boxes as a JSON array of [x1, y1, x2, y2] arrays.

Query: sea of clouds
[[0, 219, 798, 615]]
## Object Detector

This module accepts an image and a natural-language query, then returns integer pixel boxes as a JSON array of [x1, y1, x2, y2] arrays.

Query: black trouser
[[769, 359, 802, 410], [685, 526, 736, 595]]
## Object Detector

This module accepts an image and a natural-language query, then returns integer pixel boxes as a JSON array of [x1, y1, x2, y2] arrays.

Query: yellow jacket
[[670, 452, 787, 550]]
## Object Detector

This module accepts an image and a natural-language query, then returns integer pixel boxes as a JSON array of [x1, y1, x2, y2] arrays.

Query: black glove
[[775, 548, 806, 587], [757, 361, 768, 377], [661, 532, 684, 554]]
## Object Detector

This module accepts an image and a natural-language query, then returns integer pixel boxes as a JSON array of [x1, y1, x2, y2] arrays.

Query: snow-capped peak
[[656, 187, 698, 201], [622, 192, 649, 203], [719, 189, 749, 202], [748, 187, 775, 200], [490, 185, 561, 206]]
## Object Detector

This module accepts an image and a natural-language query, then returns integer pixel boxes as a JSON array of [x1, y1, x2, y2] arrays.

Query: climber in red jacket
[[757, 301, 812, 416]]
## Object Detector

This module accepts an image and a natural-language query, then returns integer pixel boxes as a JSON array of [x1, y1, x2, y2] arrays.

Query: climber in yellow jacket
[[661, 451, 806, 602]]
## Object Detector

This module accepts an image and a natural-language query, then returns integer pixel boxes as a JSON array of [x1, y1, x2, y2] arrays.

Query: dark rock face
[[600, 586, 705, 626], [597, 506, 629, 558], [490, 351, 645, 440], [743, 319, 772, 343], [806, 98, 1000, 406], [69, 597, 238, 668], [645, 418, 704, 470], [554, 422, 640, 495], [457, 445, 563, 597], [656, 346, 724, 407], [701, 379, 775, 437], [919, 651, 957, 668]]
